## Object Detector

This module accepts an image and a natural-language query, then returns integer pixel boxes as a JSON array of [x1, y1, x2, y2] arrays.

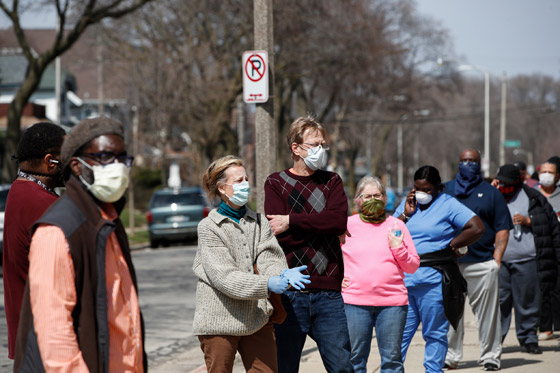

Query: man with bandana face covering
[[2, 122, 65, 360], [14, 117, 147, 372], [442, 148, 513, 371], [493, 164, 560, 355]]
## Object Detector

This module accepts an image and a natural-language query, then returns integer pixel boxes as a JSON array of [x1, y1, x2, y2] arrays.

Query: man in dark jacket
[[14, 117, 147, 372], [494, 164, 560, 355]]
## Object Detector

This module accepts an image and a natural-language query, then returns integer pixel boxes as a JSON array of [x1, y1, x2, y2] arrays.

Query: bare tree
[[505, 74, 560, 165], [100, 0, 458, 186], [273, 0, 457, 177], [103, 0, 253, 182], [0, 0, 153, 182]]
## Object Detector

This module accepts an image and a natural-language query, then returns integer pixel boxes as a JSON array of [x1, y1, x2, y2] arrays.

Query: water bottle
[[513, 211, 522, 240], [391, 221, 401, 237]]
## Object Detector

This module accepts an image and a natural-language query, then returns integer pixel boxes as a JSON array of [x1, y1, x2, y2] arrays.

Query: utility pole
[[97, 34, 104, 116], [499, 73, 507, 166], [55, 15, 61, 124], [484, 71, 490, 177], [129, 105, 139, 233], [254, 0, 275, 213], [397, 123, 403, 193]]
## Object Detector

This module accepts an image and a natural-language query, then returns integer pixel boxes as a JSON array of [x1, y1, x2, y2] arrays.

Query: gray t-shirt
[[503, 189, 536, 263], [537, 185, 560, 222]]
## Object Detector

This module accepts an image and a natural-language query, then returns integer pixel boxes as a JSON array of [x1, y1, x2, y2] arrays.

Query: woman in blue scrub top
[[394, 166, 484, 372]]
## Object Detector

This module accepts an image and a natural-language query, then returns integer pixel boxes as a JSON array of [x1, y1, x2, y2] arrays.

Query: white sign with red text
[[243, 50, 269, 103]]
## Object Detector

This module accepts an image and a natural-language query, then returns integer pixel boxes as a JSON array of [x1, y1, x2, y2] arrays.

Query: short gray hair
[[354, 176, 386, 200]]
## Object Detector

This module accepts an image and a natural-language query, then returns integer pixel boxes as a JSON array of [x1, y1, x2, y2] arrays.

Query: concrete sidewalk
[[165, 306, 560, 372]]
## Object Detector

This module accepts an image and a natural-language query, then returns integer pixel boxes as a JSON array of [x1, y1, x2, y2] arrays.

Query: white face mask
[[539, 172, 556, 187], [415, 191, 433, 205], [303, 145, 328, 171], [78, 158, 130, 203]]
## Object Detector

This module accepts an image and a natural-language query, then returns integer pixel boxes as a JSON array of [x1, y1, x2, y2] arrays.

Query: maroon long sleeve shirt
[[3, 180, 58, 359], [264, 169, 348, 290]]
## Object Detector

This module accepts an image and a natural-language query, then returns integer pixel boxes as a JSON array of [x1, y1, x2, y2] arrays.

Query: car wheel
[[149, 237, 159, 249]]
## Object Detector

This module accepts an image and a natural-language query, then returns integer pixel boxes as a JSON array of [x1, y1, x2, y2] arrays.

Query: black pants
[[539, 270, 560, 332], [499, 259, 540, 346]]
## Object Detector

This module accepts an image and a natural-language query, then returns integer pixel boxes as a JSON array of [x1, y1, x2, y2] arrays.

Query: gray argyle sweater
[[192, 208, 288, 336]]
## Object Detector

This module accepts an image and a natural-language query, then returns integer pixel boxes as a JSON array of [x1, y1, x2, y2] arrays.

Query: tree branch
[[0, 0, 35, 63]]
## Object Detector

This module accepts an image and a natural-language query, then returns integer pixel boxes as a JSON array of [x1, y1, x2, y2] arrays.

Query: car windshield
[[0, 189, 9, 211], [151, 192, 205, 208]]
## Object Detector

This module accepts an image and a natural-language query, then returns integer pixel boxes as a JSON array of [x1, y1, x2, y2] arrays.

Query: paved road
[[0, 244, 201, 372]]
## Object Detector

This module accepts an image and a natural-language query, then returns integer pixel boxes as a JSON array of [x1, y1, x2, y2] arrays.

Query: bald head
[[460, 148, 481, 164]]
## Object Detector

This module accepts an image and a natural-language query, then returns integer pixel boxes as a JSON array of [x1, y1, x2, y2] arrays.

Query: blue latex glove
[[268, 276, 289, 294], [282, 265, 311, 290]]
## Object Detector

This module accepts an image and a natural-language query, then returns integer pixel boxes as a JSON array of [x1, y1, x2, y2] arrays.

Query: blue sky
[[416, 0, 560, 78], [2, 1, 559, 79]]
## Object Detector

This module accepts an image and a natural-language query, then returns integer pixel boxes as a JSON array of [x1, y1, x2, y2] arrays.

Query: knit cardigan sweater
[[192, 208, 288, 336]]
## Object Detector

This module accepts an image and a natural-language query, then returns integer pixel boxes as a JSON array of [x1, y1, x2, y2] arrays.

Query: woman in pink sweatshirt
[[341, 176, 419, 373]]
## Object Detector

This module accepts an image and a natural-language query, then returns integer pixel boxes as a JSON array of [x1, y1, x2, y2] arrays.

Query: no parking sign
[[243, 50, 269, 103]]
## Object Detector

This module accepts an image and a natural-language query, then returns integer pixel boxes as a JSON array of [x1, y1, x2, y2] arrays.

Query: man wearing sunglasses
[[15, 118, 147, 372]]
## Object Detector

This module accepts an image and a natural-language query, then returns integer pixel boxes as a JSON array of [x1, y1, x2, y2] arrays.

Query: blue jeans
[[402, 283, 449, 373], [345, 303, 407, 373], [275, 290, 353, 373]]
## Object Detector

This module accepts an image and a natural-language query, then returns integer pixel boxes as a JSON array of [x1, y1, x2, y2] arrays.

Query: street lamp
[[437, 58, 491, 177], [458, 64, 490, 177], [397, 109, 431, 193]]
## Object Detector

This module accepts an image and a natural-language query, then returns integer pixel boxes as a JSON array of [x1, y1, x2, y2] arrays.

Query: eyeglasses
[[82, 152, 134, 167], [358, 193, 383, 200], [298, 142, 330, 151]]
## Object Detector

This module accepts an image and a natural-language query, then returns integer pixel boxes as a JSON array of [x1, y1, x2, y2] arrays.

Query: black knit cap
[[15, 122, 66, 162], [496, 164, 521, 184], [61, 117, 124, 180]]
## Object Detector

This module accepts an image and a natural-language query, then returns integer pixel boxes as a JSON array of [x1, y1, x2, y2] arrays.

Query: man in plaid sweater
[[264, 116, 352, 373]]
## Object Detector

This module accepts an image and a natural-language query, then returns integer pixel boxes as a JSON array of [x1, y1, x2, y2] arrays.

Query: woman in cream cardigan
[[193, 155, 309, 372]]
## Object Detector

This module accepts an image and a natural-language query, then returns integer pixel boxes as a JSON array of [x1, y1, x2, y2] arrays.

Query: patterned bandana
[[498, 183, 521, 202], [359, 198, 386, 224]]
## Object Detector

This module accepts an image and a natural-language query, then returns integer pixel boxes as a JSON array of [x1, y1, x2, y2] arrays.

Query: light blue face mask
[[225, 181, 251, 206]]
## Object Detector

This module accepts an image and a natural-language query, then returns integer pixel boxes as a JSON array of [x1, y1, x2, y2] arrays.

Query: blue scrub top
[[394, 193, 476, 286]]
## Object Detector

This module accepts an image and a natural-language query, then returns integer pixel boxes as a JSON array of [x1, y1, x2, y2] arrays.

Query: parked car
[[0, 184, 11, 265], [146, 187, 210, 248]]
